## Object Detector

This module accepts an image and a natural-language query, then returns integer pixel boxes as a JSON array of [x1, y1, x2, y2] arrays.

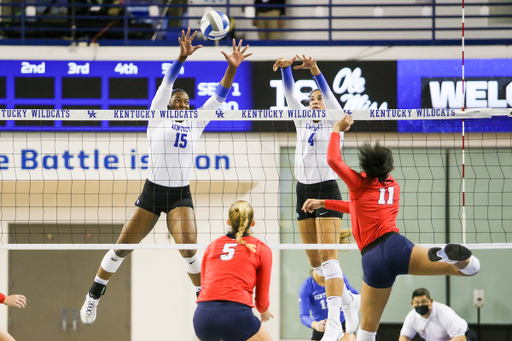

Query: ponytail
[[229, 201, 256, 253]]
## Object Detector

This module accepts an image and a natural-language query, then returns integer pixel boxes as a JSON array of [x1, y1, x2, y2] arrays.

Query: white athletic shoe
[[342, 293, 361, 334], [80, 294, 100, 325], [321, 319, 344, 341]]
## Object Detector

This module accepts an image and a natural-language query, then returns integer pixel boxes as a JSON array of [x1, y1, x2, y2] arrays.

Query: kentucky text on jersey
[[113, 110, 156, 119], [171, 124, 191, 132], [30, 110, 70, 118], [1, 109, 27, 118], [241, 110, 283, 118], [305, 123, 323, 131]]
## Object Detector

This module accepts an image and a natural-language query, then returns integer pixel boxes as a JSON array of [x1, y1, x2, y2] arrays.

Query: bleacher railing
[[0, 1, 511, 46]]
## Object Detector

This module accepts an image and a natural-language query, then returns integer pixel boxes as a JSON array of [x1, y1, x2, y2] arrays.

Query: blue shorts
[[194, 301, 261, 341], [361, 233, 415, 288]]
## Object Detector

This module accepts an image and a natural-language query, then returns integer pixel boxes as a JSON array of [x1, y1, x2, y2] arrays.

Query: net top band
[[1, 108, 509, 121]]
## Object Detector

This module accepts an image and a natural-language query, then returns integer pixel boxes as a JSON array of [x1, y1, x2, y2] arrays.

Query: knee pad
[[313, 265, 324, 277], [459, 255, 480, 276], [184, 253, 201, 274], [101, 249, 125, 273], [322, 259, 343, 280]]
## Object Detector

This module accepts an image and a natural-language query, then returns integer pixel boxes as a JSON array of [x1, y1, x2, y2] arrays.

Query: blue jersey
[[298, 274, 359, 329]]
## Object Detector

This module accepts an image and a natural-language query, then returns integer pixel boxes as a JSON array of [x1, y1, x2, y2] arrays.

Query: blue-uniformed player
[[80, 28, 252, 326], [299, 270, 360, 341], [273, 55, 360, 341]]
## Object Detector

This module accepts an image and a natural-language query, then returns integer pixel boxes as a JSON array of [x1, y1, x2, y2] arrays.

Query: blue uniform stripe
[[312, 73, 331, 98], [163, 60, 183, 86]]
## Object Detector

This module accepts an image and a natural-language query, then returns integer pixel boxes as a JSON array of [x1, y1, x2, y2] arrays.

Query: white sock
[[313, 265, 324, 277], [327, 296, 342, 321], [356, 327, 377, 341], [341, 284, 354, 305], [94, 275, 109, 286], [459, 255, 480, 275], [194, 286, 201, 293]]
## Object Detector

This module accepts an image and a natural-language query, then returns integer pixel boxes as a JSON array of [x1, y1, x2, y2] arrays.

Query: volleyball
[[200, 11, 230, 40]]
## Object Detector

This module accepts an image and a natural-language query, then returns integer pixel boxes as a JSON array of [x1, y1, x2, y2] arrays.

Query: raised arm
[[200, 39, 251, 111], [294, 55, 342, 110], [327, 116, 363, 191], [273, 57, 304, 109], [150, 28, 202, 110]]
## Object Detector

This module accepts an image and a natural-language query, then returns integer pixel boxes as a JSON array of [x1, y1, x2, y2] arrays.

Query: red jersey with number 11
[[324, 132, 400, 251], [197, 235, 272, 313]]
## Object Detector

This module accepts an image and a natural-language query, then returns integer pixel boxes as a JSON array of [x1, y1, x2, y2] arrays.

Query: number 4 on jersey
[[308, 133, 315, 146], [378, 186, 394, 205]]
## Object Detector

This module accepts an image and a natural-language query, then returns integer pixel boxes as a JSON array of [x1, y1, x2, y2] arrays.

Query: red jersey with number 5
[[197, 235, 272, 313], [324, 132, 400, 251]]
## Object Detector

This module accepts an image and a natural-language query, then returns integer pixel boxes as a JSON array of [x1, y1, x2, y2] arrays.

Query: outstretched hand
[[293, 54, 318, 70], [178, 27, 202, 61], [302, 199, 325, 213], [272, 57, 296, 71], [333, 114, 354, 133], [221, 39, 252, 69], [4, 294, 27, 309]]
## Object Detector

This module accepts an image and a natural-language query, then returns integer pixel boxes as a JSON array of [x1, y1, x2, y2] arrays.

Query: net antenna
[[461, 0, 467, 245]]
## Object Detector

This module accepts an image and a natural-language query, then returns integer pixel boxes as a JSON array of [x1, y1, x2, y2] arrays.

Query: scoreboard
[[0, 60, 253, 132]]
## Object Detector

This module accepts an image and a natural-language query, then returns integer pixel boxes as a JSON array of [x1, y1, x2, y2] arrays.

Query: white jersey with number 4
[[146, 60, 229, 188], [282, 67, 345, 184]]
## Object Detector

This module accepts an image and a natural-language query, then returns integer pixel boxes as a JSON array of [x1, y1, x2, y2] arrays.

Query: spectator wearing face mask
[[399, 288, 477, 341]]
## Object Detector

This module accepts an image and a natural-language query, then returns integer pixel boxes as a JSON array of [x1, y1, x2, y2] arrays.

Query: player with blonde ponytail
[[232, 201, 257, 253], [194, 201, 274, 341]]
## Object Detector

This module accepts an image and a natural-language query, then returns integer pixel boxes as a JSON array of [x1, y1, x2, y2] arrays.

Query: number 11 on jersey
[[378, 186, 394, 205]]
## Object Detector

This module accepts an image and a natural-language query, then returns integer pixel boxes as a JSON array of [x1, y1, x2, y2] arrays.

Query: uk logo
[[88, 110, 97, 118], [216, 110, 224, 118], [344, 110, 353, 116]]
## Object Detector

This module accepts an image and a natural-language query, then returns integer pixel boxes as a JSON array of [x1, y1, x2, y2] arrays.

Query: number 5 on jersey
[[220, 243, 238, 260], [378, 186, 395, 205]]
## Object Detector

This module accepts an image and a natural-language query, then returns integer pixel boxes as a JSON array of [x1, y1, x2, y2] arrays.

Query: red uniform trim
[[0, 293, 5, 304]]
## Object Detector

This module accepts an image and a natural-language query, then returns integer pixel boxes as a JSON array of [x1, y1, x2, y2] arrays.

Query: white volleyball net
[[1, 108, 511, 250]]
